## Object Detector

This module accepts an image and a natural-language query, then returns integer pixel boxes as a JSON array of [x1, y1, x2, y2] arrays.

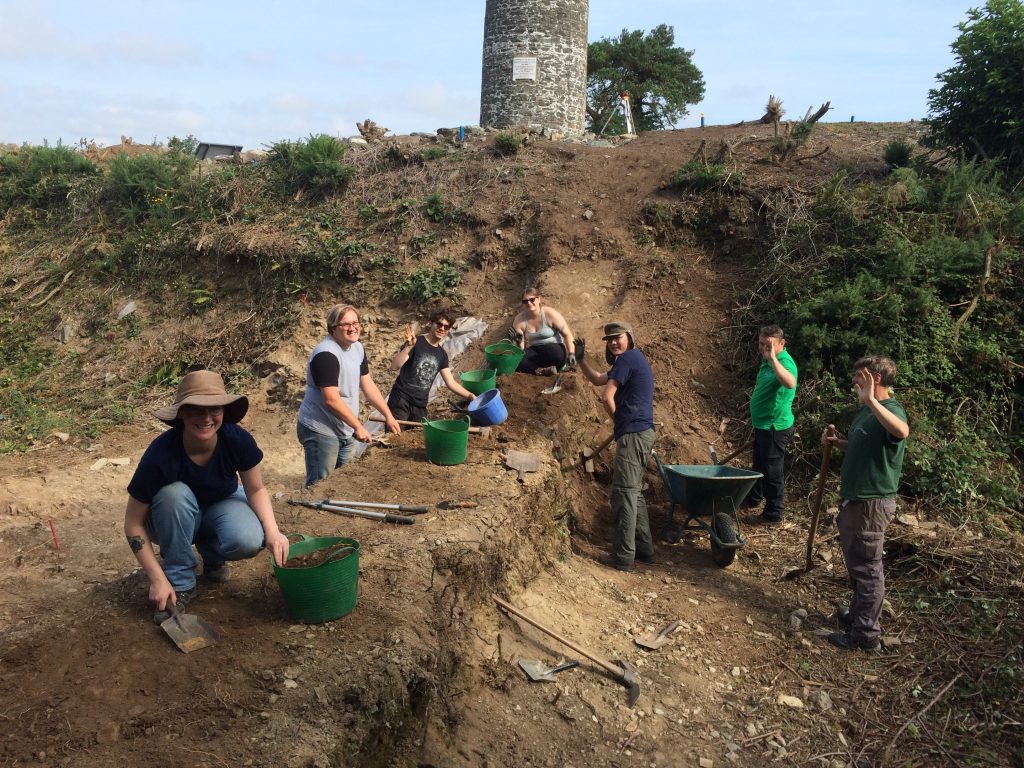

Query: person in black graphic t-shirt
[[388, 310, 476, 425]]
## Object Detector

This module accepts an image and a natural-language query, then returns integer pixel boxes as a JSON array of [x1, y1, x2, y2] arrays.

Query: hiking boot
[[152, 585, 198, 625], [204, 561, 231, 584], [836, 606, 852, 628], [827, 632, 880, 651], [636, 552, 656, 565], [597, 553, 634, 573], [744, 513, 783, 526]]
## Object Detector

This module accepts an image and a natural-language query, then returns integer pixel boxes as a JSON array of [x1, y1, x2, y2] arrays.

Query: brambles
[[392, 260, 463, 303]]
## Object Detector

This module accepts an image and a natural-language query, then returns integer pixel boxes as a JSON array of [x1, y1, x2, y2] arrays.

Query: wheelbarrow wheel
[[710, 514, 738, 568]]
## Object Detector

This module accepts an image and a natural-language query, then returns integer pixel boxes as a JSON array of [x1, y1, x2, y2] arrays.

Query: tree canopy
[[586, 25, 705, 134], [924, 0, 1024, 173]]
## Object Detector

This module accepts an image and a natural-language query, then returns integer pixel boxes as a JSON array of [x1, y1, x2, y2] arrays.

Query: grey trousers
[[611, 429, 656, 565], [837, 498, 896, 643]]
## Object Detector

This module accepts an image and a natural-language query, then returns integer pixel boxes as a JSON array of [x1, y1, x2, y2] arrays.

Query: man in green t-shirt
[[744, 325, 798, 523], [822, 355, 909, 651]]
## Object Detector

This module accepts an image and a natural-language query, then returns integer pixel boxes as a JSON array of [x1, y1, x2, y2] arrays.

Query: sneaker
[[152, 585, 198, 625], [827, 632, 880, 651], [535, 366, 557, 376], [597, 553, 634, 573], [204, 561, 231, 584]]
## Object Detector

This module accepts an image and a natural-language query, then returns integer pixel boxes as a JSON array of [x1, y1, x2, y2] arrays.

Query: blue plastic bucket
[[467, 388, 508, 427]]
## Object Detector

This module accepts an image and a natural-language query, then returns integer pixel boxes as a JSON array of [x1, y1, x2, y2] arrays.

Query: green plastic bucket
[[272, 534, 359, 623], [484, 341, 525, 375], [422, 416, 470, 465], [460, 368, 497, 396]]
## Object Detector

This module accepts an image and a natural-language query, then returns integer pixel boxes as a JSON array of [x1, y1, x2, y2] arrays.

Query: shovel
[[288, 498, 416, 525], [495, 595, 641, 707], [541, 370, 565, 395], [709, 441, 753, 466], [634, 621, 679, 651], [518, 658, 579, 682], [504, 450, 540, 482], [161, 602, 219, 653], [369, 416, 491, 437]]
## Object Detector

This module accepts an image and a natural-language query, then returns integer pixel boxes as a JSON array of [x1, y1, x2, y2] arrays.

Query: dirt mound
[[5, 123, 999, 767]]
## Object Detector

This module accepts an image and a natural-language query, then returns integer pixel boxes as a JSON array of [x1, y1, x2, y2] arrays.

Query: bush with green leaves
[[0, 143, 98, 213], [494, 133, 521, 156], [266, 134, 355, 200], [669, 160, 740, 191], [104, 150, 196, 223], [924, 0, 1024, 174], [734, 164, 1023, 524], [883, 138, 914, 168], [392, 259, 463, 303]]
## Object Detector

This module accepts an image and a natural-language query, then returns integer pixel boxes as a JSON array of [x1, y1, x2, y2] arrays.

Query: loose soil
[[2, 122, 1000, 767]]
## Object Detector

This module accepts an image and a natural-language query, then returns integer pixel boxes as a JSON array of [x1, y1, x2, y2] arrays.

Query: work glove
[[567, 353, 577, 369], [574, 337, 586, 364], [505, 327, 523, 344]]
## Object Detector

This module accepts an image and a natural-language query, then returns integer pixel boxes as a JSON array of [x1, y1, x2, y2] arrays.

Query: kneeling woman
[[511, 287, 577, 375], [124, 370, 290, 624]]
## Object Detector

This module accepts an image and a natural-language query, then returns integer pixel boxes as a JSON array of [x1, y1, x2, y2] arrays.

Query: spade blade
[[161, 604, 220, 653]]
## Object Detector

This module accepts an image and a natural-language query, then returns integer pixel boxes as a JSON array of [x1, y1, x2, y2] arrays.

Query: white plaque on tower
[[512, 57, 538, 81]]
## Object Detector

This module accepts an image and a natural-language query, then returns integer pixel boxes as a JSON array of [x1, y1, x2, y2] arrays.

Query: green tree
[[587, 24, 705, 134], [924, 0, 1024, 173]]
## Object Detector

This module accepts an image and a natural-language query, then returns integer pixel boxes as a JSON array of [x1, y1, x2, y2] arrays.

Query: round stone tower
[[480, 0, 589, 137]]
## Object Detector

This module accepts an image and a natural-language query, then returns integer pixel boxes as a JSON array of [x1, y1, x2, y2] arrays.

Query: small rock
[[791, 608, 808, 620], [89, 458, 108, 471], [52, 432, 70, 442], [777, 694, 804, 709], [106, 457, 131, 466], [116, 301, 137, 320], [283, 679, 299, 689], [699, 758, 714, 768], [582, 209, 594, 220], [730, 667, 741, 677], [811, 690, 833, 711]]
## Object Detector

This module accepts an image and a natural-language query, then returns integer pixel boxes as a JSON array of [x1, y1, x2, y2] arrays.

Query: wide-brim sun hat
[[152, 370, 249, 425]]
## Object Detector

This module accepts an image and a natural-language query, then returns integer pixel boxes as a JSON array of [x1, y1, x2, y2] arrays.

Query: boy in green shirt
[[822, 356, 909, 651], [744, 325, 798, 523]]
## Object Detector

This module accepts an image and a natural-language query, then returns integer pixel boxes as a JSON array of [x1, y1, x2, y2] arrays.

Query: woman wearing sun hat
[[123, 370, 290, 624]]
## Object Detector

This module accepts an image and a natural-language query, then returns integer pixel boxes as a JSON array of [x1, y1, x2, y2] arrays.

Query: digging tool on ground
[[634, 620, 680, 651], [541, 370, 565, 395], [322, 499, 429, 515], [494, 595, 641, 707], [288, 499, 415, 525], [504, 450, 540, 482], [802, 425, 836, 572], [369, 416, 491, 436], [160, 602, 219, 653], [709, 441, 753, 466], [518, 658, 579, 682]]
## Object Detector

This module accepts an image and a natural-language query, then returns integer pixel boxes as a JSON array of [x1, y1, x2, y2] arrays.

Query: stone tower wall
[[480, 0, 589, 137]]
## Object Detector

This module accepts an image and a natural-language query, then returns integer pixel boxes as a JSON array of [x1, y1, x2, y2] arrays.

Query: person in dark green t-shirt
[[822, 355, 909, 652], [743, 324, 798, 523]]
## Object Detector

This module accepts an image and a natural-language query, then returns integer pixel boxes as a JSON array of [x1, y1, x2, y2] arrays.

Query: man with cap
[[297, 304, 401, 487], [124, 370, 291, 624], [578, 320, 657, 572]]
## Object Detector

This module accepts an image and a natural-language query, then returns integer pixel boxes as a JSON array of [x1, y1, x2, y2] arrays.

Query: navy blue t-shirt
[[608, 348, 656, 439], [127, 423, 263, 507]]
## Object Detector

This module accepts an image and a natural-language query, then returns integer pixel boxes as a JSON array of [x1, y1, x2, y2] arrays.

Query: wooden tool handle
[[369, 415, 486, 434], [494, 596, 621, 679], [804, 426, 835, 571]]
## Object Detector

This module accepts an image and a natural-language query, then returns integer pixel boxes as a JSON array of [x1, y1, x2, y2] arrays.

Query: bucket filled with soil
[[273, 534, 360, 623]]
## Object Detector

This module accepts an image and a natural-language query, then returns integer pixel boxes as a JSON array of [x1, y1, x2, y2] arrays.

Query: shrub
[[883, 138, 914, 168], [267, 134, 355, 199], [494, 132, 521, 156], [420, 147, 448, 162], [392, 259, 463, 302], [0, 143, 98, 211], [669, 160, 739, 191]]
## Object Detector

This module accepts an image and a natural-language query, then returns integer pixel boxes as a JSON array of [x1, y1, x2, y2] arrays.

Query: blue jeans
[[297, 422, 354, 487], [147, 482, 266, 592]]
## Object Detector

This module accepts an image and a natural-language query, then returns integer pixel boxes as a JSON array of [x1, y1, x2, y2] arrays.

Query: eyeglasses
[[336, 321, 361, 330], [435, 322, 451, 330], [521, 297, 538, 305]]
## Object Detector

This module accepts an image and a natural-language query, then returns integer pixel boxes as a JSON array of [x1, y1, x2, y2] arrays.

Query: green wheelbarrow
[[651, 450, 762, 568]]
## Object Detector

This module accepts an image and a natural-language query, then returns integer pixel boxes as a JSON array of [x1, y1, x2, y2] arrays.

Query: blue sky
[[0, 1, 971, 150]]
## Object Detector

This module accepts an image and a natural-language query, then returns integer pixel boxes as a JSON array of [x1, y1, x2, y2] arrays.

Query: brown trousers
[[837, 498, 896, 642]]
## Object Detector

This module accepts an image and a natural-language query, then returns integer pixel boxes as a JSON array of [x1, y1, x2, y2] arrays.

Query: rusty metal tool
[[634, 621, 679, 650], [519, 658, 579, 682]]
